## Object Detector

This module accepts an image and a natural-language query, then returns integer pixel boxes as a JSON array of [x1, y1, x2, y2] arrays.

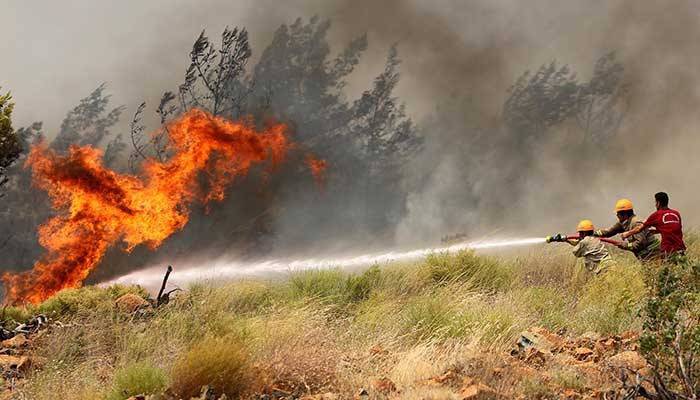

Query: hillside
[[1, 238, 699, 399]]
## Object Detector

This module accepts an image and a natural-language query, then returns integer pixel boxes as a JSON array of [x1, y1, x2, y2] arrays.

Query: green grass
[[106, 361, 168, 400]]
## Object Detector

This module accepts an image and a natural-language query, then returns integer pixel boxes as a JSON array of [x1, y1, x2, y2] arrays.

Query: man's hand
[[617, 241, 630, 250]]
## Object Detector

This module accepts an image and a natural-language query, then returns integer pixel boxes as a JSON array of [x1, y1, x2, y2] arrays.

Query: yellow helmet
[[577, 219, 594, 232], [615, 198, 634, 212]]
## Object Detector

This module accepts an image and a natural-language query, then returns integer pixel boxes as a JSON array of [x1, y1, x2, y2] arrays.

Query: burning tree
[[126, 18, 420, 254], [0, 86, 124, 270], [0, 17, 422, 299], [2, 110, 291, 304]]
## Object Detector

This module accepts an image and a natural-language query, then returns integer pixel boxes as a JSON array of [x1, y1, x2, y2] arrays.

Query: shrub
[[639, 260, 700, 397], [106, 361, 168, 400], [170, 336, 251, 399]]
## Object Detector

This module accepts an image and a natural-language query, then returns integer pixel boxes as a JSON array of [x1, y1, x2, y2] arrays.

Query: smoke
[[3, 0, 700, 284], [388, 0, 700, 241]]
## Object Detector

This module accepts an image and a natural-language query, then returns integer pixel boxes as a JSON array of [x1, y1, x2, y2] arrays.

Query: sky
[[0, 0, 602, 135]]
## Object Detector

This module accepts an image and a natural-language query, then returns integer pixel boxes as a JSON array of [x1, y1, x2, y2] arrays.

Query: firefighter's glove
[[617, 241, 630, 250], [546, 233, 565, 243]]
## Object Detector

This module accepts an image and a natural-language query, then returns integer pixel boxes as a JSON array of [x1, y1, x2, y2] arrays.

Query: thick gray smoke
[[2, 0, 700, 282], [390, 0, 700, 242]]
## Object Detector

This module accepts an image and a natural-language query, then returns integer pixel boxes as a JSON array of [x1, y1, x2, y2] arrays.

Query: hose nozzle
[[546, 233, 566, 243]]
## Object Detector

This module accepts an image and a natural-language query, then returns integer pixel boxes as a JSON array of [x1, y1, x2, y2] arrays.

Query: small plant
[[170, 335, 251, 399], [106, 361, 168, 400], [520, 376, 556, 399], [551, 367, 585, 391]]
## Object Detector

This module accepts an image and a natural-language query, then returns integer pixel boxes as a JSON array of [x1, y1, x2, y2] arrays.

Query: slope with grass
[[5, 237, 700, 399]]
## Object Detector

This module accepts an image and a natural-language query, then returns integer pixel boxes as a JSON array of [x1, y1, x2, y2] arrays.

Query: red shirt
[[643, 207, 686, 253]]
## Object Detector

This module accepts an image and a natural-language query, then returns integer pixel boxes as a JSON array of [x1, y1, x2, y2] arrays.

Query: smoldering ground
[[2, 0, 700, 283]]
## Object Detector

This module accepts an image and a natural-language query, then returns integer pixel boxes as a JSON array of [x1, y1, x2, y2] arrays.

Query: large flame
[[3, 109, 292, 304]]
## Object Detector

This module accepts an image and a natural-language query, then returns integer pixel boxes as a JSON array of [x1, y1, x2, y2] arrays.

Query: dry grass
[[170, 336, 251, 399], [10, 244, 674, 399]]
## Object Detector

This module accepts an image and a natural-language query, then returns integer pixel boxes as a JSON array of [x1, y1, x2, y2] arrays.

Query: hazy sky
[[1, 0, 601, 135]]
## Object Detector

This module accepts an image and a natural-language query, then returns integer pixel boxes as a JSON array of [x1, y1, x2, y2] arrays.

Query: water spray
[[111, 237, 546, 289]]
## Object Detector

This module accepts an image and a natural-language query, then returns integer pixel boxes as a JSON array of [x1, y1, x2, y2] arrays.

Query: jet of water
[[110, 237, 546, 290]]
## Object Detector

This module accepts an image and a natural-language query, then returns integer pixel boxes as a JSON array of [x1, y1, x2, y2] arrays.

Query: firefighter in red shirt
[[622, 192, 686, 256]]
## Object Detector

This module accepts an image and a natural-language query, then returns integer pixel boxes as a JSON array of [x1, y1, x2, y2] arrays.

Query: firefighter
[[594, 198, 660, 260], [622, 192, 686, 257], [547, 220, 615, 274]]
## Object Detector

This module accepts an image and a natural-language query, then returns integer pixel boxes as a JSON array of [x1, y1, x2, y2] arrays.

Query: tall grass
[[106, 361, 168, 400], [13, 247, 659, 398]]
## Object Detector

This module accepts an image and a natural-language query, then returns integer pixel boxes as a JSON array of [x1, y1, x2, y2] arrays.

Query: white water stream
[[109, 237, 545, 290]]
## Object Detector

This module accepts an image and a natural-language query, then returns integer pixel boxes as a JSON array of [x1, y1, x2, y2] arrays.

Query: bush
[[639, 260, 700, 397], [170, 336, 251, 399], [106, 361, 168, 400]]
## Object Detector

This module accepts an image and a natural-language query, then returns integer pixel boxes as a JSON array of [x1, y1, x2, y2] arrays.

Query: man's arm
[[622, 212, 657, 239], [594, 222, 622, 238], [621, 224, 644, 239]]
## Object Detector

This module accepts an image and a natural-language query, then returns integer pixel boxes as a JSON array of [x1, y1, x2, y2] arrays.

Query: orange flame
[[2, 109, 290, 304], [305, 155, 327, 188]]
